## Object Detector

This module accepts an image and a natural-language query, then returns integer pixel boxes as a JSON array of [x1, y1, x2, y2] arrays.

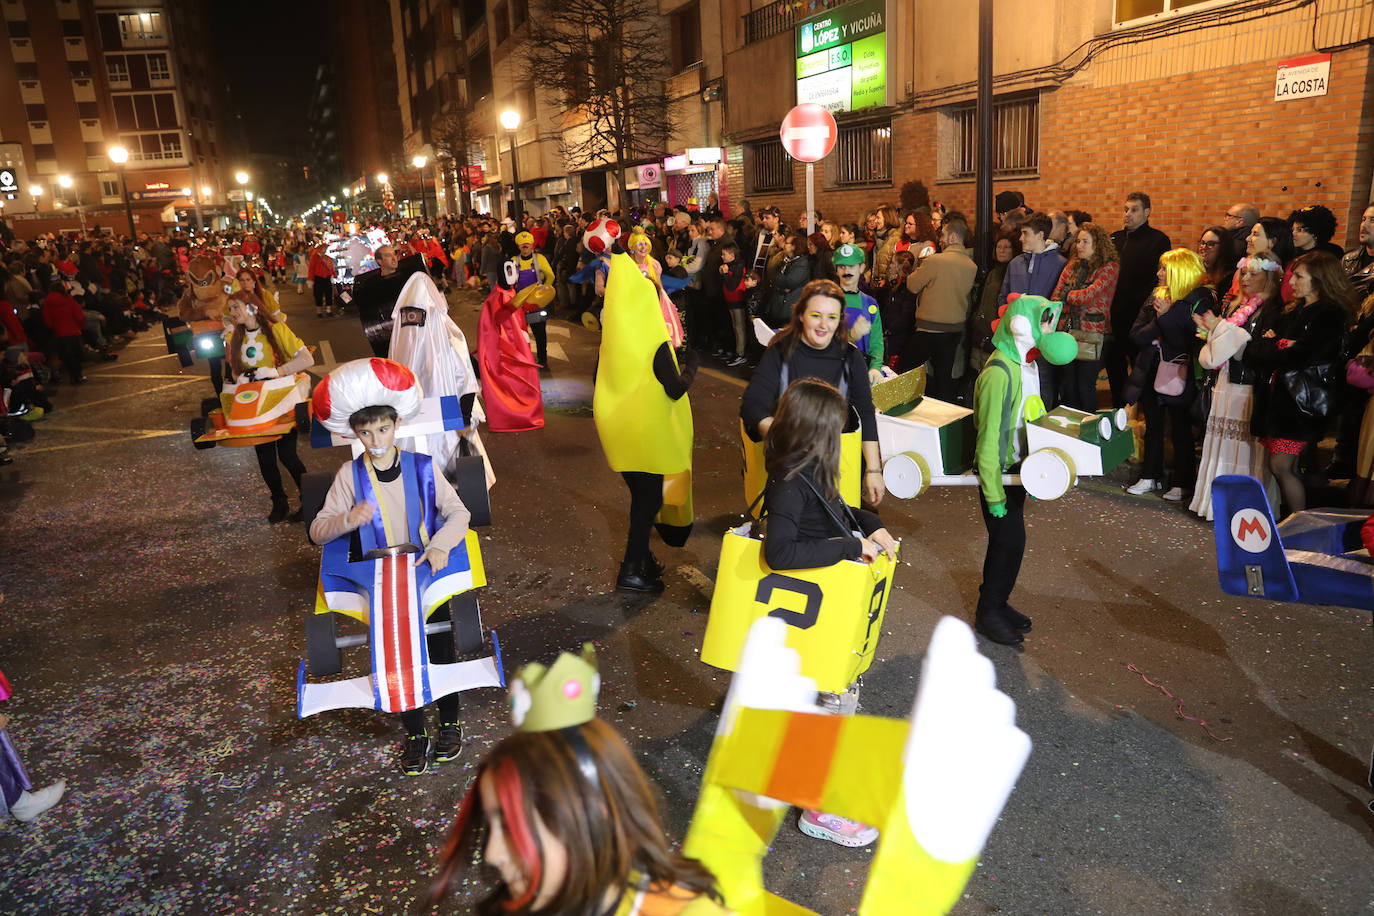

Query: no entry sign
[[779, 104, 837, 163]]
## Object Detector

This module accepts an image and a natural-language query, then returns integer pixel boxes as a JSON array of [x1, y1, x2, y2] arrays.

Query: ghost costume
[[387, 272, 494, 488]]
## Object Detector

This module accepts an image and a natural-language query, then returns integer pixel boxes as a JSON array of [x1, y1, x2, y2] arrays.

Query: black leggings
[[399, 602, 460, 735], [254, 427, 306, 499], [313, 280, 334, 311], [621, 471, 664, 566], [528, 319, 548, 365], [57, 335, 84, 384]]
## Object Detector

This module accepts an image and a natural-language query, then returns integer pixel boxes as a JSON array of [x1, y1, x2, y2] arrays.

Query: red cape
[[477, 286, 544, 431]]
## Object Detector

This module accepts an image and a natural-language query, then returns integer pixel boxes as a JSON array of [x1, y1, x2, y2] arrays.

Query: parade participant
[[741, 279, 884, 506], [225, 291, 314, 522], [971, 294, 1077, 647], [309, 360, 472, 776], [388, 271, 494, 488], [831, 243, 885, 382], [177, 254, 231, 393], [426, 645, 728, 914], [233, 266, 284, 323], [291, 244, 309, 295], [478, 262, 545, 432], [512, 231, 555, 368], [595, 245, 698, 592], [628, 227, 687, 349], [0, 666, 65, 823], [761, 377, 896, 847], [308, 243, 337, 317]]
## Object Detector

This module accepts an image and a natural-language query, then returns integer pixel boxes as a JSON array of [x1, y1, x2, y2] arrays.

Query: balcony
[[10, 37, 34, 63], [72, 77, 96, 102], [87, 156, 110, 172], [743, 0, 848, 44], [80, 118, 103, 142], [29, 121, 52, 144], [19, 79, 42, 104], [64, 35, 87, 60]]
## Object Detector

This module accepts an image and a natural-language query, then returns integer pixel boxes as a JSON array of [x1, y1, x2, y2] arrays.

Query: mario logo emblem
[[1230, 509, 1271, 553], [235, 389, 260, 404]]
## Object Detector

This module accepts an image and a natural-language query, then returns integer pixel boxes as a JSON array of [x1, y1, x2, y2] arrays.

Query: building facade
[[0, 0, 234, 236], [720, 0, 1374, 249]]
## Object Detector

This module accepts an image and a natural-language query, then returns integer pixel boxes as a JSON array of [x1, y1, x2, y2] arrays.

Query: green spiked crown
[[508, 644, 601, 732]]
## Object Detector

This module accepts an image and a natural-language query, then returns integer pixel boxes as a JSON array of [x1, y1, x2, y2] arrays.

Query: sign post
[[780, 104, 838, 239]]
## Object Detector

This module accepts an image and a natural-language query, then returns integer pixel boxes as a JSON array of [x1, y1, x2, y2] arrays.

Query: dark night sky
[[207, 0, 328, 158]]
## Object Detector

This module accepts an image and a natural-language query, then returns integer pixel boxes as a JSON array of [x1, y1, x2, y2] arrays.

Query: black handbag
[[1278, 362, 1339, 420]]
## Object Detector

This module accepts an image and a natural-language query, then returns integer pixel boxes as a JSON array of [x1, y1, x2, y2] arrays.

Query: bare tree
[[527, 0, 674, 212], [432, 107, 478, 215]]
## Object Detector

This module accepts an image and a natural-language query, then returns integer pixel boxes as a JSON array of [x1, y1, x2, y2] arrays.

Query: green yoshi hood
[[990, 294, 1079, 366]]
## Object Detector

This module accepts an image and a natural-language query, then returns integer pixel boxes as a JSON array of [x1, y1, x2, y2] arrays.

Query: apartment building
[[720, 0, 1374, 247], [0, 0, 234, 236]]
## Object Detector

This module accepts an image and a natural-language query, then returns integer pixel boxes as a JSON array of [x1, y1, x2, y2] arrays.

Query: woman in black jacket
[[1247, 251, 1355, 514], [741, 279, 884, 505]]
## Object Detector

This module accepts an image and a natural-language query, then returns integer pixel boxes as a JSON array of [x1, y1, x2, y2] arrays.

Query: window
[[32, 143, 55, 161], [147, 53, 170, 82], [16, 62, 38, 80], [670, 3, 702, 73], [117, 11, 163, 46], [25, 103, 47, 122], [68, 60, 91, 78], [1115, 0, 1216, 23], [107, 56, 129, 84], [947, 94, 1039, 180], [85, 141, 106, 157], [7, 20, 29, 38], [565, 53, 589, 104], [829, 119, 891, 187], [77, 101, 99, 119], [468, 47, 492, 98], [160, 133, 182, 157], [510, 0, 527, 29], [746, 139, 793, 194], [101, 178, 120, 199], [493, 3, 508, 44], [60, 18, 82, 36]]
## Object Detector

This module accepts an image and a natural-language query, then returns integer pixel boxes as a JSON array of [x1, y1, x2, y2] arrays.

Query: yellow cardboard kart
[[740, 420, 861, 518], [701, 521, 896, 694]]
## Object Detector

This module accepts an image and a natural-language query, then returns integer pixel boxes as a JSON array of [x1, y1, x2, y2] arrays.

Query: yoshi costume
[[971, 294, 1076, 647], [833, 243, 884, 377], [593, 251, 699, 590]]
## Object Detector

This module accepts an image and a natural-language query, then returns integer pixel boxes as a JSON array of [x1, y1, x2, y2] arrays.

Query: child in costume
[[831, 243, 886, 383], [593, 244, 699, 593], [0, 665, 65, 823], [971, 294, 1077, 647], [308, 364, 473, 776], [224, 291, 314, 522], [512, 231, 555, 368], [176, 254, 230, 393], [761, 378, 897, 848], [478, 261, 545, 432], [426, 645, 729, 915]]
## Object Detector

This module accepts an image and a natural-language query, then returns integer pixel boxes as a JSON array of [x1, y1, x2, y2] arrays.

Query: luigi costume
[[832, 243, 885, 377]]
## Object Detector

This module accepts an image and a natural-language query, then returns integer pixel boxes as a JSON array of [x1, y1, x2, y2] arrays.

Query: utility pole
[[975, 0, 994, 271]]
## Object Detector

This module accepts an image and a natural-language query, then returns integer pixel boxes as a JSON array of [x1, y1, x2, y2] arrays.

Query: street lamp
[[28, 185, 43, 213], [499, 109, 522, 224], [107, 145, 135, 238], [235, 171, 251, 229], [411, 154, 428, 221]]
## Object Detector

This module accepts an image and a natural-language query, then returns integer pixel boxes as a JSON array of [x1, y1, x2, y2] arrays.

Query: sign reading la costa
[[1274, 53, 1330, 102]]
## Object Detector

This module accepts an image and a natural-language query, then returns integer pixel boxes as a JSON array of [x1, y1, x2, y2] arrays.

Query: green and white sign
[[795, 0, 887, 114]]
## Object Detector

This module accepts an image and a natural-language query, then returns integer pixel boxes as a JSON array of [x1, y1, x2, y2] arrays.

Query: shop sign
[[795, 0, 886, 114], [129, 188, 183, 201], [636, 164, 662, 189], [687, 147, 722, 165], [145, 181, 170, 190], [0, 167, 17, 199], [662, 154, 688, 172], [463, 165, 484, 187], [1274, 53, 1330, 102]]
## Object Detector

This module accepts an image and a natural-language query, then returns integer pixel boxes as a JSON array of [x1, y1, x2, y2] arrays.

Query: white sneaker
[[10, 780, 65, 822], [1161, 487, 1185, 501], [798, 809, 879, 847], [1126, 478, 1160, 496]]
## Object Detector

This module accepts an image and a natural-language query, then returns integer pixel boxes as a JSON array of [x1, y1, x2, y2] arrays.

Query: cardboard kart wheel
[[189, 417, 216, 450], [300, 470, 334, 542], [294, 401, 309, 429], [883, 451, 931, 499], [200, 396, 222, 417], [1021, 447, 1077, 501], [305, 612, 342, 677], [1105, 407, 1129, 431], [452, 454, 491, 527], [175, 345, 194, 368], [448, 592, 485, 657]]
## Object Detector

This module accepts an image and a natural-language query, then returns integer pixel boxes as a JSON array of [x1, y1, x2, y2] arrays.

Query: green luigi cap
[[832, 243, 865, 266]]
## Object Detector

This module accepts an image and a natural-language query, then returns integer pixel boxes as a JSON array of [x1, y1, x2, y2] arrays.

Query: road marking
[[88, 352, 178, 371], [546, 324, 571, 339], [36, 425, 182, 434], [81, 373, 198, 380], [546, 342, 568, 362], [320, 339, 336, 365], [677, 565, 716, 593], [59, 377, 205, 412], [698, 367, 747, 388], [22, 430, 184, 454]]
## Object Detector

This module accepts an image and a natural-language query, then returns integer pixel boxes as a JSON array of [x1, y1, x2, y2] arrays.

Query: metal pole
[[508, 129, 522, 224], [805, 162, 814, 245], [974, 0, 994, 271], [417, 169, 428, 220], [119, 165, 135, 239]]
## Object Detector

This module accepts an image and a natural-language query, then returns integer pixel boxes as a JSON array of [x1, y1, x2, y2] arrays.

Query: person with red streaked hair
[[427, 648, 728, 915]]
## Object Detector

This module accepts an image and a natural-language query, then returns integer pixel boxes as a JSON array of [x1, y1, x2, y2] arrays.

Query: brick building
[[0, 0, 235, 237], [720, 0, 1374, 250]]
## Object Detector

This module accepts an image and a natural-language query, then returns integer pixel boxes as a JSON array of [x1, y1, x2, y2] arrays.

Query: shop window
[[828, 119, 891, 188], [1115, 0, 1219, 24], [945, 94, 1038, 180], [746, 138, 793, 194], [670, 3, 702, 73]]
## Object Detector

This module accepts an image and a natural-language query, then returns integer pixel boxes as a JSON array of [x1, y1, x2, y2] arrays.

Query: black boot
[[267, 494, 289, 524], [974, 613, 1024, 648], [645, 551, 665, 579], [1002, 603, 1032, 633], [616, 559, 664, 594]]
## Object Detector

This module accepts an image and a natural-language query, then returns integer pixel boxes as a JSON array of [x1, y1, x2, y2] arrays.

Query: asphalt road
[[0, 282, 1369, 915]]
